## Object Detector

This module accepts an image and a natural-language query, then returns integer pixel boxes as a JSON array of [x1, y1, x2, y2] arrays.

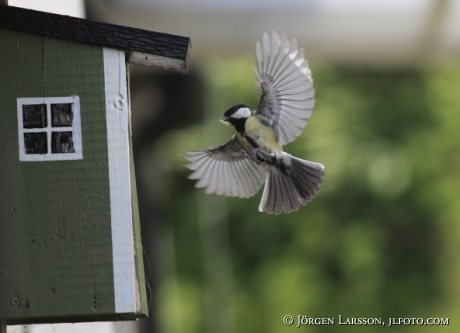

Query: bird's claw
[[251, 149, 266, 164], [240, 148, 275, 165], [239, 149, 260, 164]]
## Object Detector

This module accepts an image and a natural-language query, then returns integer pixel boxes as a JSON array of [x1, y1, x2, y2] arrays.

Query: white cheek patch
[[232, 107, 252, 119]]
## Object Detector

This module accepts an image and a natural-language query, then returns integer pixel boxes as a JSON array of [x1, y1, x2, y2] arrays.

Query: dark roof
[[0, 5, 191, 72]]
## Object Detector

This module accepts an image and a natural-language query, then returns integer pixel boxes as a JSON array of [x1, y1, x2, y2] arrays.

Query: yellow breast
[[244, 116, 283, 157]]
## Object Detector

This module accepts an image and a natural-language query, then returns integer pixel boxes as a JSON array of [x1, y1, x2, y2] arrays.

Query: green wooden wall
[[0, 29, 146, 323]]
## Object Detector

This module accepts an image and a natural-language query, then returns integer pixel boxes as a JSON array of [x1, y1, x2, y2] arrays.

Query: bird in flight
[[185, 31, 324, 214]]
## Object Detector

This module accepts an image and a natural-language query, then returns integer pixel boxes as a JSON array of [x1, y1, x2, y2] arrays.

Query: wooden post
[[0, 12, 7, 325], [0, 2, 7, 330], [0, 0, 8, 326], [0, 0, 8, 325]]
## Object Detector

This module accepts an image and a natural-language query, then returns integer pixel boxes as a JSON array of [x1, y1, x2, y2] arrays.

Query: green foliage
[[153, 56, 460, 332]]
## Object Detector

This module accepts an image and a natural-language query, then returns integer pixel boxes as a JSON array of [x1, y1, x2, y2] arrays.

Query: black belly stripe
[[244, 134, 259, 149]]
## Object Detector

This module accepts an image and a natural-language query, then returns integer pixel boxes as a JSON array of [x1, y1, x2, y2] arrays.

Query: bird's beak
[[220, 117, 230, 126]]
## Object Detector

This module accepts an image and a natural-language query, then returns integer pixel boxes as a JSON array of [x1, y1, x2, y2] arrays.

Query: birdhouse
[[0, 5, 190, 325]]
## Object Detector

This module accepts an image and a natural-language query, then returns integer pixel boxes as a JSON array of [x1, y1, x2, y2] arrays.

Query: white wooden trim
[[103, 47, 136, 313]]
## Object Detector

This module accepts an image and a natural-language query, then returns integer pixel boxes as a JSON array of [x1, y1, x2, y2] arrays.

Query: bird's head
[[221, 104, 252, 126]]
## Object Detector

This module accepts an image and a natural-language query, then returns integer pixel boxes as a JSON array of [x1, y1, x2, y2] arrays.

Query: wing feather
[[262, 32, 271, 75], [185, 137, 266, 198], [254, 31, 315, 145]]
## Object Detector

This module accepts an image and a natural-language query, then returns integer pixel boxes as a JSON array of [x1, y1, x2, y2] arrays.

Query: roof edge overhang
[[0, 5, 191, 72]]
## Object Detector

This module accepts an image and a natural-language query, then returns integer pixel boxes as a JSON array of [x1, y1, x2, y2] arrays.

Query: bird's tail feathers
[[258, 154, 324, 214]]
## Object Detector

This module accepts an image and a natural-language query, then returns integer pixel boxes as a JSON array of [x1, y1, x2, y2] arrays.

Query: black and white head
[[221, 104, 252, 125]]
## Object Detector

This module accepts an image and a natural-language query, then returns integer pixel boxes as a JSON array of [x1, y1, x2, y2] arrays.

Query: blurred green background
[[130, 56, 460, 332]]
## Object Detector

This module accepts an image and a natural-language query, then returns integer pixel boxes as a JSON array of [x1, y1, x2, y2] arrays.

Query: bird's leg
[[240, 148, 276, 165], [251, 148, 266, 163], [239, 149, 260, 164], [252, 148, 276, 164]]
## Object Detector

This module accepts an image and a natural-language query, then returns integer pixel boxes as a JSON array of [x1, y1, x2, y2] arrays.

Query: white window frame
[[17, 95, 82, 162]]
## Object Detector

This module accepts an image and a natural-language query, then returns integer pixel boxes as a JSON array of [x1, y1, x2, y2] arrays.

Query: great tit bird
[[185, 31, 325, 214]]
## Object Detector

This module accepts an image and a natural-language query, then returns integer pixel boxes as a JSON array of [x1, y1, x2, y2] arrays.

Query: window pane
[[24, 132, 48, 154], [51, 103, 74, 127], [22, 104, 47, 128], [52, 131, 75, 153]]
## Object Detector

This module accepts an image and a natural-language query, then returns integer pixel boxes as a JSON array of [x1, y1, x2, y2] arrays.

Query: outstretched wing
[[185, 136, 266, 198], [253, 31, 315, 146]]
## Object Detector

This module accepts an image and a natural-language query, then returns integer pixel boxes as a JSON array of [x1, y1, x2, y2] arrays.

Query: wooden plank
[[127, 64, 148, 314], [0, 28, 147, 324], [0, 5, 191, 72], [103, 48, 138, 314], [0, 29, 113, 324]]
